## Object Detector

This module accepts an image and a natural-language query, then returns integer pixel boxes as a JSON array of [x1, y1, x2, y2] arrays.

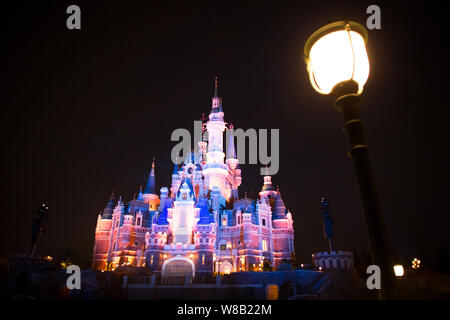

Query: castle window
[[262, 239, 268, 251], [206, 238, 209, 243], [200, 238, 203, 244], [202, 254, 205, 265], [262, 218, 266, 226], [222, 216, 227, 227], [154, 238, 158, 244], [134, 241, 139, 246], [136, 217, 141, 226], [115, 220, 119, 229], [220, 244, 226, 251], [150, 255, 154, 265]]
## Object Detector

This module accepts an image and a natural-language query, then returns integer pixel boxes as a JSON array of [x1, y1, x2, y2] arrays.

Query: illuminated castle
[[92, 80, 295, 283]]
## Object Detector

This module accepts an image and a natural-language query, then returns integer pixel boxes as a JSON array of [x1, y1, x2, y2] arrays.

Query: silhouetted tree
[[436, 242, 450, 274], [263, 258, 273, 271]]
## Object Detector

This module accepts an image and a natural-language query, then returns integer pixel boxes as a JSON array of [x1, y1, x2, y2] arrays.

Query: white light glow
[[307, 30, 369, 94], [394, 265, 404, 277]]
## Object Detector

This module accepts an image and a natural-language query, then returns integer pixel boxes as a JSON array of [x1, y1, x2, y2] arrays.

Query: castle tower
[[259, 168, 277, 200], [170, 159, 181, 198], [226, 124, 238, 169], [272, 191, 288, 227], [271, 190, 295, 264], [92, 191, 115, 270], [168, 180, 199, 244], [202, 77, 230, 199]]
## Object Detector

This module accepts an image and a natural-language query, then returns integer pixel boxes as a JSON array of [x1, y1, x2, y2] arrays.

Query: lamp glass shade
[[305, 24, 370, 95]]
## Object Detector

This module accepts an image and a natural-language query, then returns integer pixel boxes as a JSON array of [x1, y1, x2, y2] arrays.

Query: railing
[[126, 276, 153, 285]]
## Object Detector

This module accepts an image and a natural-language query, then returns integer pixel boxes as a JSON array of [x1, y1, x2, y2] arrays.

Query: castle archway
[[161, 257, 195, 285], [219, 261, 233, 274]]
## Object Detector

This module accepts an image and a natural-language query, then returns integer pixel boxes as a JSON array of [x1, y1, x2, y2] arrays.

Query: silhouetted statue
[[30, 204, 49, 256], [321, 197, 333, 252]]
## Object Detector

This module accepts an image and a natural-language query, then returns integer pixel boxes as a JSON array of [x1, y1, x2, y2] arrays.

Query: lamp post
[[303, 21, 395, 299]]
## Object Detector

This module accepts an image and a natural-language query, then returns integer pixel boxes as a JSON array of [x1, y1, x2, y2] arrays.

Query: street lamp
[[394, 265, 404, 277], [304, 21, 369, 95], [412, 258, 421, 269], [304, 21, 395, 299]]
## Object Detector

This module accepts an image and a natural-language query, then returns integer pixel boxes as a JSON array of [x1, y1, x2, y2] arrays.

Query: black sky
[[2, 0, 449, 267]]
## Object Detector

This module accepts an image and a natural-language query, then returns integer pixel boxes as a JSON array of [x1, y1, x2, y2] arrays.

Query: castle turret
[[137, 185, 144, 201], [144, 160, 156, 195], [143, 159, 160, 210], [226, 125, 237, 168], [203, 77, 229, 199], [171, 159, 180, 198], [271, 189, 294, 263], [226, 124, 241, 198], [160, 187, 169, 210], [272, 192, 287, 220], [259, 168, 277, 200], [101, 191, 116, 219], [92, 191, 115, 270]]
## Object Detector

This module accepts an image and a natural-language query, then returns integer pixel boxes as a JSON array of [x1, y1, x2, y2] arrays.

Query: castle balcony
[[216, 248, 237, 258], [164, 243, 196, 255], [202, 163, 228, 171]]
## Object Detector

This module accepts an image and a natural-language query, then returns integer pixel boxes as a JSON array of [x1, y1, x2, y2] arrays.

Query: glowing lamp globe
[[304, 21, 370, 95], [393, 265, 404, 277]]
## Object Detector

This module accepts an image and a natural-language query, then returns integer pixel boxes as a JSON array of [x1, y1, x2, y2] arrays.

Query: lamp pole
[[333, 79, 395, 299], [304, 20, 396, 299]]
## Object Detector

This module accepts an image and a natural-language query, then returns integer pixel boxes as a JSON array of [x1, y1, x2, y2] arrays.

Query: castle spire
[[137, 185, 144, 200], [211, 76, 223, 113], [101, 190, 116, 219], [144, 158, 156, 194], [261, 165, 275, 192], [172, 157, 179, 175], [272, 191, 287, 220], [214, 76, 218, 96], [226, 123, 237, 159]]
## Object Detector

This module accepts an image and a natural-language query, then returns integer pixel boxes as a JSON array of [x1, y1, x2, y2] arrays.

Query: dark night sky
[[2, 0, 449, 267]]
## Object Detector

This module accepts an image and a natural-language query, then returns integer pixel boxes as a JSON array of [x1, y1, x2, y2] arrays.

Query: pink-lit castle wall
[[92, 81, 295, 283]]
